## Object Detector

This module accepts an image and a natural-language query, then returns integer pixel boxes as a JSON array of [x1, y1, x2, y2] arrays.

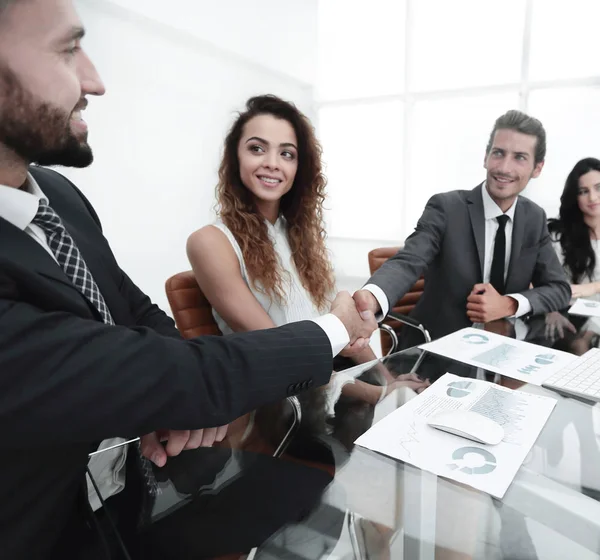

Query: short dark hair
[[486, 109, 547, 164]]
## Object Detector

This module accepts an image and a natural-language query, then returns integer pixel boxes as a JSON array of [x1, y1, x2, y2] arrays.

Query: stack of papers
[[418, 327, 577, 385], [355, 373, 556, 499]]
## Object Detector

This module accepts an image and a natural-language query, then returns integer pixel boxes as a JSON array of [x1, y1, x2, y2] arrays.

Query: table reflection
[[87, 309, 600, 559]]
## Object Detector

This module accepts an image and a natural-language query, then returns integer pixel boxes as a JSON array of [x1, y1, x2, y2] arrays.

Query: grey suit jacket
[[368, 184, 571, 343]]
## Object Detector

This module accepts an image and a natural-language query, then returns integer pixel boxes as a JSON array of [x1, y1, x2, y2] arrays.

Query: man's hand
[[466, 283, 518, 323], [353, 289, 381, 316], [141, 426, 229, 467], [331, 291, 377, 353]]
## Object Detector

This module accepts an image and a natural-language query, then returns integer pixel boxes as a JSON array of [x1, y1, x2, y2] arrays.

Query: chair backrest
[[165, 270, 222, 339], [164, 270, 302, 459], [367, 247, 425, 312], [368, 246, 425, 354]]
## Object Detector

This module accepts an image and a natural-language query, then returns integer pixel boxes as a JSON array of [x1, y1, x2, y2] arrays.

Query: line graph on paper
[[397, 422, 421, 458], [473, 343, 520, 368], [470, 387, 528, 444]]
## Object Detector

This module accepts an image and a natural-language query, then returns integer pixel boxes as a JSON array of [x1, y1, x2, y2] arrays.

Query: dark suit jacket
[[0, 166, 333, 559], [368, 184, 571, 345]]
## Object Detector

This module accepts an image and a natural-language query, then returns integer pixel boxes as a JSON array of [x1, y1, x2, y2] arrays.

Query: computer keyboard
[[542, 348, 600, 402]]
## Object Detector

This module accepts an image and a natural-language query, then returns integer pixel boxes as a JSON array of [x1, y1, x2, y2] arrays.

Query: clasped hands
[[466, 283, 518, 323], [330, 289, 382, 355]]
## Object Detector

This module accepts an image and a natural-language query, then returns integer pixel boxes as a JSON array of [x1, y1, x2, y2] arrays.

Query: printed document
[[355, 373, 556, 499], [569, 298, 600, 318], [419, 327, 577, 385]]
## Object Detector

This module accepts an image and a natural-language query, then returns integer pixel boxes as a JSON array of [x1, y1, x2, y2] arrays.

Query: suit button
[[287, 384, 296, 395], [307, 379, 314, 388]]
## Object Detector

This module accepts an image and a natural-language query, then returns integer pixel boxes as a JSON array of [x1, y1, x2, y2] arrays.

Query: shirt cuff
[[362, 283, 389, 320], [507, 293, 532, 318], [513, 317, 529, 340], [311, 313, 350, 357]]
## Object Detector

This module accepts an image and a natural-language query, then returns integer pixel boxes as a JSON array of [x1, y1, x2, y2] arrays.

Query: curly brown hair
[[216, 94, 334, 310]]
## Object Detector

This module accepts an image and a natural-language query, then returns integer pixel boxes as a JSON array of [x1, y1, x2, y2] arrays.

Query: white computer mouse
[[427, 409, 504, 445]]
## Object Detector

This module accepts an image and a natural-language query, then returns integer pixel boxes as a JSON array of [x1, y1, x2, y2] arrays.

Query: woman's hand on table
[[571, 282, 600, 299]]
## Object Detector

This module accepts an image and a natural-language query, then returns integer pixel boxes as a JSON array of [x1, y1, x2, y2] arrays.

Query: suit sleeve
[[518, 212, 571, 314], [0, 284, 332, 448], [118, 270, 181, 338], [367, 194, 446, 314]]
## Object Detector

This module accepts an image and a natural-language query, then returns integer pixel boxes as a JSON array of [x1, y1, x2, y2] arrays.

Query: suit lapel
[[0, 216, 104, 322], [466, 184, 485, 281], [0, 216, 81, 293], [506, 198, 525, 288]]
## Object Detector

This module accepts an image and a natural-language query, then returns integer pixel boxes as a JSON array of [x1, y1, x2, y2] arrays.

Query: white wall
[[102, 0, 318, 85], [59, 0, 318, 314]]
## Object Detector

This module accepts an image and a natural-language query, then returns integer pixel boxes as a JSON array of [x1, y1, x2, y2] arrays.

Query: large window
[[318, 0, 600, 242]]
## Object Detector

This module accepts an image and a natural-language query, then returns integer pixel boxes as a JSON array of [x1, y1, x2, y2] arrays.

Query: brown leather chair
[[165, 270, 221, 338], [165, 270, 301, 458], [368, 247, 430, 355]]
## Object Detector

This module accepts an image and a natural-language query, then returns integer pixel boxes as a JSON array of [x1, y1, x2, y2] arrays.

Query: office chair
[[368, 247, 431, 356], [164, 270, 301, 459]]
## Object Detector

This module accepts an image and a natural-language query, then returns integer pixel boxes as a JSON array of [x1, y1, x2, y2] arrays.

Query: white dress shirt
[[364, 184, 532, 319], [0, 174, 351, 509]]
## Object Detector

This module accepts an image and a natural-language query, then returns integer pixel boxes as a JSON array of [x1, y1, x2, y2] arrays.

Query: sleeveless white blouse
[[211, 217, 323, 334]]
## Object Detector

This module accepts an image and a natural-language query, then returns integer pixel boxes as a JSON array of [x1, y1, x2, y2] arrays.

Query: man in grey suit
[[354, 110, 571, 346]]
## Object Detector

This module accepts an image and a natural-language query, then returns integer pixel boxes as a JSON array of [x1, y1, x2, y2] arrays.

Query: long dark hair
[[548, 157, 600, 283]]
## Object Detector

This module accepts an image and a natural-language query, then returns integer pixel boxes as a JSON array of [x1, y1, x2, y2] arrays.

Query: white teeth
[[259, 176, 280, 184]]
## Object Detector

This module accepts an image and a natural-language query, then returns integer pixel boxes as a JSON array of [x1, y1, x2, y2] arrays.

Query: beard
[[0, 67, 93, 168]]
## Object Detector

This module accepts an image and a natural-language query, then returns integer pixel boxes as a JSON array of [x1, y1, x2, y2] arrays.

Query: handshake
[[330, 289, 381, 354]]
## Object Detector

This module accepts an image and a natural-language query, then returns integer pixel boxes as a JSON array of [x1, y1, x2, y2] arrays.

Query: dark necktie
[[32, 200, 158, 509], [33, 199, 115, 324], [490, 214, 510, 294]]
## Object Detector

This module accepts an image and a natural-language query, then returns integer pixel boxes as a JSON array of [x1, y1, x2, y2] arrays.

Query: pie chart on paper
[[446, 380, 475, 398], [462, 333, 489, 345]]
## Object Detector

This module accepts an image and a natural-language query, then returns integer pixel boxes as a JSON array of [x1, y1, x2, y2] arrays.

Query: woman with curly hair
[[187, 95, 427, 410]]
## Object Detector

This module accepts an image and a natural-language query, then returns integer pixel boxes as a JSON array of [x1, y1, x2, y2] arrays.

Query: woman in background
[[546, 157, 600, 342], [187, 95, 427, 421], [549, 157, 600, 299]]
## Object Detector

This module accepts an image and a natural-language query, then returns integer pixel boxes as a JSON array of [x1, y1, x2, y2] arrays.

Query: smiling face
[[237, 114, 299, 220], [483, 128, 544, 210], [577, 170, 600, 220], [0, 0, 105, 168]]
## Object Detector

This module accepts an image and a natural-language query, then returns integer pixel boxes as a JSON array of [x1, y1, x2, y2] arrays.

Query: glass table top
[[93, 311, 600, 559]]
